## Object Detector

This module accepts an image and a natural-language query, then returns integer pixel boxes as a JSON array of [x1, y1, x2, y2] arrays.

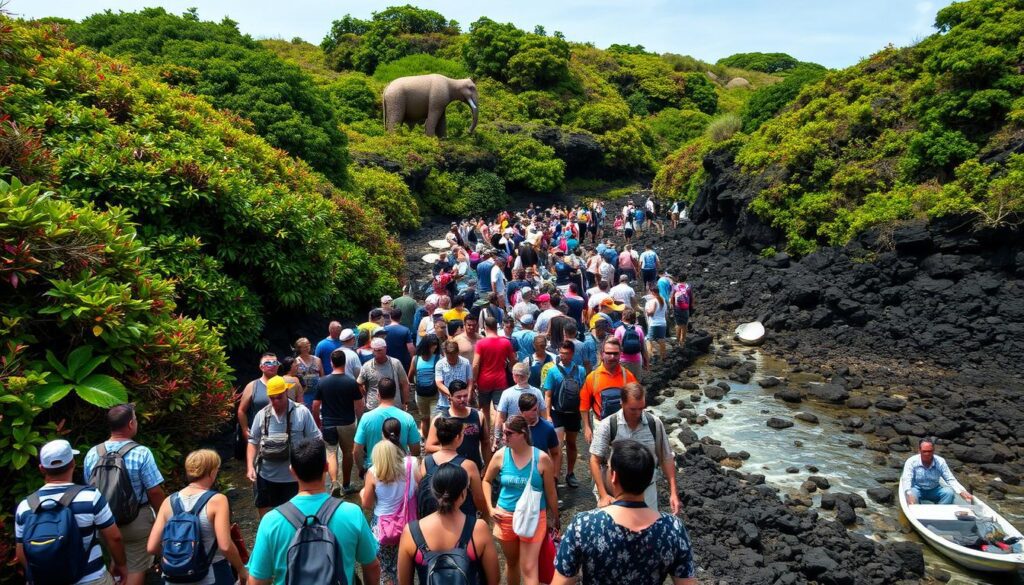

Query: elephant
[[382, 74, 478, 138]]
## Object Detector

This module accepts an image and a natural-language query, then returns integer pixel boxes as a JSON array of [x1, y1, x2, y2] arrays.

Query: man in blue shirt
[[383, 308, 416, 369], [543, 341, 587, 488], [315, 321, 344, 374], [353, 377, 422, 473], [84, 403, 166, 585], [476, 252, 495, 293], [902, 439, 972, 505], [248, 438, 380, 585]]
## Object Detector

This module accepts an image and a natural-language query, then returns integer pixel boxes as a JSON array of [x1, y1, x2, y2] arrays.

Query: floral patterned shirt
[[555, 509, 696, 584]]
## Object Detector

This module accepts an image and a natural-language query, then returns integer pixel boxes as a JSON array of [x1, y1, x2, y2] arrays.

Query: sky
[[9, 0, 958, 69]]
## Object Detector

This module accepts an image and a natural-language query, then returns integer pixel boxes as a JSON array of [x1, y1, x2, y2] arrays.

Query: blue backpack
[[161, 490, 218, 583], [22, 485, 89, 585], [278, 497, 347, 585]]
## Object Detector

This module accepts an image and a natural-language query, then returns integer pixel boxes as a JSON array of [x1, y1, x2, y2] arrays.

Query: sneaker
[[566, 473, 580, 488], [330, 483, 343, 498]]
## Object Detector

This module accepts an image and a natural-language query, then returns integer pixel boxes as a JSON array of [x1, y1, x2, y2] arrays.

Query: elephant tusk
[[468, 99, 477, 111]]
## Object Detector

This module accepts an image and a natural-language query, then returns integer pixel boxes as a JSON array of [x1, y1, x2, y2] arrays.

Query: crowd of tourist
[[15, 199, 699, 585]]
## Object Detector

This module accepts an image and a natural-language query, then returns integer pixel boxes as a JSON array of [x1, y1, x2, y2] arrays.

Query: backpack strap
[[456, 513, 476, 548], [276, 501, 306, 529], [425, 455, 438, 475], [29, 484, 86, 513], [170, 492, 184, 516], [115, 441, 139, 457], [314, 496, 343, 527], [192, 490, 218, 516], [609, 415, 618, 445], [96, 443, 108, 457], [409, 520, 429, 552], [645, 412, 663, 466]]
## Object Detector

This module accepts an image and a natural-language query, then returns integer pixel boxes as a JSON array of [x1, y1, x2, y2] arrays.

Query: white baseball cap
[[40, 439, 80, 469], [339, 328, 355, 342]]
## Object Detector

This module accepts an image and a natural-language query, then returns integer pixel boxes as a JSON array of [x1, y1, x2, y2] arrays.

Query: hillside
[[657, 0, 1024, 255]]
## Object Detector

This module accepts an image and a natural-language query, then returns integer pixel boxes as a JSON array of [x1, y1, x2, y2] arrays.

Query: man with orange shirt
[[579, 337, 637, 443]]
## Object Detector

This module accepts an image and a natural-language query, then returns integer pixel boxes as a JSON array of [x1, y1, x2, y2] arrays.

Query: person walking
[[554, 440, 696, 585], [543, 341, 586, 487], [290, 337, 324, 409], [237, 353, 290, 445], [435, 339, 475, 417], [354, 378, 422, 479], [523, 334, 555, 389], [579, 338, 638, 444], [246, 376, 321, 518], [362, 419, 421, 585], [483, 415, 559, 585], [589, 383, 680, 514], [671, 276, 694, 346], [314, 322, 344, 377], [359, 337, 411, 411], [15, 439, 128, 585], [247, 439, 380, 585], [638, 244, 660, 290], [643, 284, 668, 363], [84, 404, 166, 585], [409, 334, 442, 439], [614, 309, 649, 380], [417, 416, 489, 520], [397, 464, 500, 585], [473, 316, 518, 432], [313, 349, 365, 497], [147, 450, 248, 585], [426, 380, 489, 474]]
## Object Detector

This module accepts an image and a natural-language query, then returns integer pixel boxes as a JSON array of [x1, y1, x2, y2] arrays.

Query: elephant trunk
[[468, 98, 478, 134]]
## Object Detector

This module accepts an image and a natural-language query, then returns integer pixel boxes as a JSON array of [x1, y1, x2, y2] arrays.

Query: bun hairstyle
[[431, 463, 470, 514], [434, 416, 464, 445], [382, 417, 403, 448]]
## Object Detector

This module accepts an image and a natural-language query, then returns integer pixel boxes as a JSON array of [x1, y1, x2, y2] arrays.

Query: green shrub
[[463, 17, 526, 81], [68, 8, 352, 187], [653, 137, 711, 202], [741, 65, 827, 132], [902, 128, 978, 179], [706, 113, 743, 142], [422, 169, 508, 216], [325, 73, 380, 123], [347, 127, 443, 176], [480, 131, 565, 192], [349, 166, 421, 230], [573, 102, 630, 134], [322, 6, 460, 75], [683, 72, 718, 114], [372, 53, 469, 82], [0, 178, 233, 576], [645, 108, 712, 157], [717, 52, 809, 73], [597, 124, 655, 173], [507, 36, 571, 90]]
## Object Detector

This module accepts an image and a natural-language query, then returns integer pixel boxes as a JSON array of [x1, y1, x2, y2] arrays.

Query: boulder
[[800, 547, 838, 576], [846, 396, 871, 409], [875, 397, 907, 412], [774, 388, 803, 403], [795, 412, 819, 424], [867, 487, 894, 504], [711, 355, 739, 369], [702, 444, 730, 461], [808, 476, 831, 490], [767, 417, 794, 430], [890, 541, 926, 576], [806, 383, 849, 404], [801, 480, 818, 493], [835, 499, 857, 524], [758, 376, 781, 388], [726, 77, 751, 89], [703, 385, 728, 400]]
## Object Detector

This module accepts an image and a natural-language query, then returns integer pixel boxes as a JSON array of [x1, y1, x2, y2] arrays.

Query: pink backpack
[[675, 283, 691, 310]]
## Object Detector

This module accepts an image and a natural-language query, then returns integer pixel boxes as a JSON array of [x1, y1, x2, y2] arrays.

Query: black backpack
[[553, 364, 582, 412], [277, 497, 346, 585], [621, 325, 642, 355], [417, 455, 473, 519], [89, 442, 140, 525], [410, 516, 478, 585], [22, 485, 89, 585], [598, 368, 628, 420]]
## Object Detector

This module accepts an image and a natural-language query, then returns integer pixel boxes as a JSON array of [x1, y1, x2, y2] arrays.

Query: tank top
[[496, 447, 545, 511], [295, 356, 320, 407], [443, 408, 484, 472], [172, 490, 223, 585], [415, 355, 439, 387], [246, 379, 269, 425], [647, 295, 667, 327], [372, 456, 417, 516]]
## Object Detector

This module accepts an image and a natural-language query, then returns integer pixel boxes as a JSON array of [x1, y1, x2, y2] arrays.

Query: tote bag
[[512, 447, 542, 538], [374, 457, 417, 545]]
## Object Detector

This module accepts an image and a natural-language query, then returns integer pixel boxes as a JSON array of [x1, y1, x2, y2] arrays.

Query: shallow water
[[652, 345, 1024, 584]]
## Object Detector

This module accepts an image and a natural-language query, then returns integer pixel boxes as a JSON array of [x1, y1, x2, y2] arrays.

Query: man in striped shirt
[[16, 439, 128, 585]]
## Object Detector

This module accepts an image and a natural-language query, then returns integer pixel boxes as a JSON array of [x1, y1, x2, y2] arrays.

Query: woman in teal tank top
[[483, 415, 559, 585]]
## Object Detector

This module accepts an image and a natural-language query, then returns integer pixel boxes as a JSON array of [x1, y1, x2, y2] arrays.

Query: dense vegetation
[[658, 0, 1024, 254]]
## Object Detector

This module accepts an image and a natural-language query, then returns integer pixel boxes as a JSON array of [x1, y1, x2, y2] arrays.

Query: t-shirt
[[543, 362, 587, 412], [444, 307, 469, 323], [84, 440, 164, 504], [316, 373, 363, 427], [564, 296, 586, 328], [247, 493, 378, 585], [353, 405, 421, 469], [579, 365, 637, 418], [639, 250, 658, 270], [393, 296, 418, 329], [535, 308, 563, 335], [497, 385, 547, 418], [512, 329, 537, 361], [434, 356, 473, 410], [474, 336, 516, 391], [15, 483, 114, 584], [383, 323, 414, 368], [357, 357, 406, 410], [248, 402, 322, 482], [529, 418, 559, 452], [314, 337, 343, 377], [610, 284, 636, 308], [615, 325, 647, 364], [491, 265, 507, 297], [657, 276, 673, 306], [476, 260, 494, 292]]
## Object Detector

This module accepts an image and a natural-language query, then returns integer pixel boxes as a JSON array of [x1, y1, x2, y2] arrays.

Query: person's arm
[[659, 422, 680, 514], [471, 353, 481, 388], [579, 381, 594, 443], [464, 461, 491, 522], [237, 382, 255, 441], [210, 494, 249, 583], [146, 485, 166, 514], [397, 527, 417, 585], [98, 522, 128, 580], [397, 360, 411, 410], [362, 559, 382, 585], [353, 442, 366, 476], [589, 453, 612, 507], [939, 458, 970, 500], [424, 414, 443, 452], [354, 392, 365, 420], [360, 470, 377, 510], [476, 520, 501, 585], [434, 366, 452, 403], [641, 331, 650, 371], [146, 498, 172, 555], [482, 450, 508, 521], [900, 458, 916, 504], [246, 442, 259, 482], [408, 356, 418, 384], [540, 453, 560, 530], [312, 399, 323, 429], [479, 407, 492, 464]]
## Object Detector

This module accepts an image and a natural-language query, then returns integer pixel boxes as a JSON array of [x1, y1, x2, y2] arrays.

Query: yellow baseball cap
[[266, 375, 295, 397]]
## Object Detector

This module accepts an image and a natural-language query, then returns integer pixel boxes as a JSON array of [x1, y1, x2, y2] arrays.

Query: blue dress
[[555, 509, 696, 585]]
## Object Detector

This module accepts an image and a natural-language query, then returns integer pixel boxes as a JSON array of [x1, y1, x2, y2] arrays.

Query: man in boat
[[902, 439, 973, 505]]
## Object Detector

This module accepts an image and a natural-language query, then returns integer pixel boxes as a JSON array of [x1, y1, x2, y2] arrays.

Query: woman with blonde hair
[[483, 415, 559, 585], [147, 450, 248, 584], [362, 418, 421, 585], [290, 337, 323, 408]]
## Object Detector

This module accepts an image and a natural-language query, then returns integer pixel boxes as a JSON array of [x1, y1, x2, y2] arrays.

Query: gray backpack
[[277, 497, 346, 585], [89, 442, 140, 525]]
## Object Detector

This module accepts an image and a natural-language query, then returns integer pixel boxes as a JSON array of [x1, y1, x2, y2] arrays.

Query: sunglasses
[[261, 360, 280, 367], [603, 351, 620, 356]]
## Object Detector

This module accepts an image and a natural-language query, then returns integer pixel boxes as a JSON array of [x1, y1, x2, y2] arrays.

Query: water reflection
[[653, 346, 1024, 584]]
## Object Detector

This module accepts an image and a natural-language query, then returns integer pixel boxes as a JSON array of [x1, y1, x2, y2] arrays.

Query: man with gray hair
[[493, 361, 549, 449], [902, 439, 973, 505]]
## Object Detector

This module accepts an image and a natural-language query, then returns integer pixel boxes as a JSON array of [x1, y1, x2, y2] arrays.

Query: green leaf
[[12, 451, 28, 470], [74, 374, 128, 407], [66, 345, 94, 378], [74, 355, 108, 384], [36, 383, 74, 406], [45, 350, 70, 380], [0, 395, 22, 403]]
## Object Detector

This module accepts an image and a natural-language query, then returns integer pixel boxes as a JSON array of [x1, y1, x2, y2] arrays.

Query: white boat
[[898, 476, 1024, 573], [734, 321, 765, 345]]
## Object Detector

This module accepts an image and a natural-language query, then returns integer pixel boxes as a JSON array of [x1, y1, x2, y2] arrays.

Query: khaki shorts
[[416, 394, 438, 422], [82, 572, 114, 585], [324, 423, 357, 457], [120, 507, 156, 573]]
